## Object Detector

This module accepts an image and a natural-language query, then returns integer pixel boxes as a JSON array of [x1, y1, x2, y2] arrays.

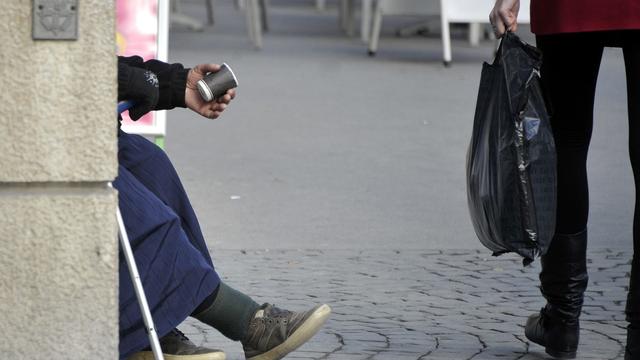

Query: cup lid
[[197, 79, 214, 102]]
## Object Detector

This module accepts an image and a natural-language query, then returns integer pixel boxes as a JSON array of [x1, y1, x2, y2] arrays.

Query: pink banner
[[116, 0, 159, 127]]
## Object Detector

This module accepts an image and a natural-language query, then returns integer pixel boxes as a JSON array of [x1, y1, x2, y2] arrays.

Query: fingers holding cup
[[196, 63, 239, 102]]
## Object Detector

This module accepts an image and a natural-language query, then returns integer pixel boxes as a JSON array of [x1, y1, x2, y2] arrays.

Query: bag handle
[[493, 31, 514, 66]]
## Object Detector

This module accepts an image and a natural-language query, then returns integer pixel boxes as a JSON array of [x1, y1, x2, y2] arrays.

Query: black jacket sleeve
[[118, 56, 190, 110]]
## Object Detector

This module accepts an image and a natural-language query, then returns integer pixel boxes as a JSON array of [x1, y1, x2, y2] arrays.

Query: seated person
[[116, 56, 331, 360]]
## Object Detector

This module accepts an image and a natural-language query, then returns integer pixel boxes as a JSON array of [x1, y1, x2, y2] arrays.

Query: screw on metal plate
[[32, 0, 78, 40]]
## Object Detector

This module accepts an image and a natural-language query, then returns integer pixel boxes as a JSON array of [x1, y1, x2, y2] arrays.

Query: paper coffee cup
[[197, 63, 238, 102]]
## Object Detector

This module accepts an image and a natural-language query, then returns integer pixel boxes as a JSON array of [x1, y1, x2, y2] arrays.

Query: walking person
[[490, 0, 640, 358]]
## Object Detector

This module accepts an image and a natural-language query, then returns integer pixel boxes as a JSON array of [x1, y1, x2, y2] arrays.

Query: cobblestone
[[176, 249, 632, 359]]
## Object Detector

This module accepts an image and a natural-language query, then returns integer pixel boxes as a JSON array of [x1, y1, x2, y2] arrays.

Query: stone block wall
[[0, 1, 119, 358]]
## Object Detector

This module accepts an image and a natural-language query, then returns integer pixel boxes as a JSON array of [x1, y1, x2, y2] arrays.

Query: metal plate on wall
[[33, 0, 78, 40]]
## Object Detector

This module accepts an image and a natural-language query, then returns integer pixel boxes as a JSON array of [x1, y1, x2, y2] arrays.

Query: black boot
[[627, 256, 640, 360], [525, 229, 588, 359], [627, 323, 640, 360]]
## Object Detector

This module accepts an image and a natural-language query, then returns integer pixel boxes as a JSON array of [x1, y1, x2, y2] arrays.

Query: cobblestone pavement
[[178, 248, 632, 360]]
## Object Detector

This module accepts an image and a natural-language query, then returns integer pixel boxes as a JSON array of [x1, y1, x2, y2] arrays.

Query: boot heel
[[626, 323, 640, 360], [546, 347, 577, 359]]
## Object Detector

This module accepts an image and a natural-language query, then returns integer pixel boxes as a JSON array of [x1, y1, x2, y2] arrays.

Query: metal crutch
[[115, 101, 165, 360]]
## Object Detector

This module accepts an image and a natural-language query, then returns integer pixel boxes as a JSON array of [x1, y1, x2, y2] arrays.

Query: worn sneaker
[[242, 303, 331, 360], [128, 328, 226, 360]]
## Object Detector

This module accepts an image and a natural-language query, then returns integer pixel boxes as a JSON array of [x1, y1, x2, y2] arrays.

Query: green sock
[[192, 282, 261, 341]]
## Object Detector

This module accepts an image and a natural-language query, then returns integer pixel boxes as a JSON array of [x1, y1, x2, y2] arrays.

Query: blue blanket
[[114, 131, 221, 358]]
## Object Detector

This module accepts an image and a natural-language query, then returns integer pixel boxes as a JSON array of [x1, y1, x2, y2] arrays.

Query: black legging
[[536, 30, 640, 323]]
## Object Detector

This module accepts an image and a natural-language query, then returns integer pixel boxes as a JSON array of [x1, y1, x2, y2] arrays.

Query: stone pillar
[[0, 1, 119, 359]]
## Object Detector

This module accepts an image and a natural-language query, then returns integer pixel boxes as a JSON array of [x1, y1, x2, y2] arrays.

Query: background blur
[[165, 0, 632, 252]]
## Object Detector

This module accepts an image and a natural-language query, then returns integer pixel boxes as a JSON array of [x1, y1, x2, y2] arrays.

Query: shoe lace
[[261, 304, 291, 326]]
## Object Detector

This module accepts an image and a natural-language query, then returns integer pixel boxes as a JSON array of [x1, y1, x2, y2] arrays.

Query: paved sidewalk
[[180, 249, 631, 360]]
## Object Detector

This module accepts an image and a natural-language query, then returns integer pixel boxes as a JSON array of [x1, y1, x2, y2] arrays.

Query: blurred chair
[[336, 0, 374, 42], [339, 0, 356, 36], [245, 0, 266, 49], [290, 0, 359, 36], [206, 0, 265, 49], [170, 0, 264, 48], [360, 0, 374, 42], [245, 0, 353, 48], [367, 0, 530, 65], [242, 0, 373, 49], [170, 0, 215, 31], [368, 1, 439, 57], [337, 0, 374, 41]]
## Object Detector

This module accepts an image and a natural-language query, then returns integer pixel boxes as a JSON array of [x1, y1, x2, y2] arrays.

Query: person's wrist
[[173, 68, 190, 108]]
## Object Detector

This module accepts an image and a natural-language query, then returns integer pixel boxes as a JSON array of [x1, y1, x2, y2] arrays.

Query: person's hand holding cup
[[185, 63, 238, 120]]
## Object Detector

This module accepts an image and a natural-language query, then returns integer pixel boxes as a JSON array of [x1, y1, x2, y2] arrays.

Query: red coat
[[530, 0, 640, 35]]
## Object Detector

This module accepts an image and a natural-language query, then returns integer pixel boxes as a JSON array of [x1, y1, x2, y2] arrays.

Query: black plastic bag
[[466, 32, 556, 265]]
